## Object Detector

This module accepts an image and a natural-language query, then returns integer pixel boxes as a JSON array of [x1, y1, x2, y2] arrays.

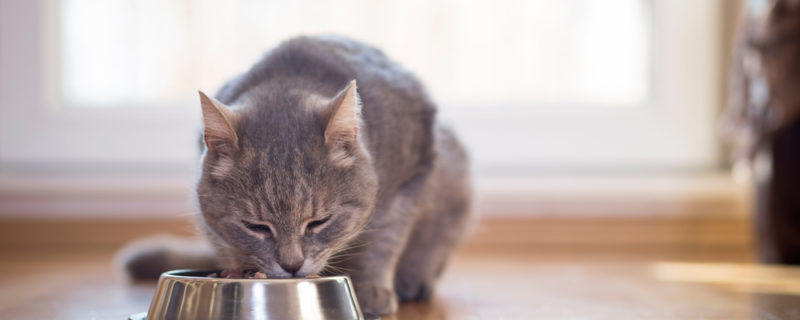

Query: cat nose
[[279, 261, 303, 274]]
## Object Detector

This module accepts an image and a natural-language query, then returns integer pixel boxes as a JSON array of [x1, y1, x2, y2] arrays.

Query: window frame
[[0, 0, 724, 175]]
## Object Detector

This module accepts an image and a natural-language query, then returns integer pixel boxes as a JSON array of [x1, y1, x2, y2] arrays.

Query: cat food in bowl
[[131, 269, 372, 320]]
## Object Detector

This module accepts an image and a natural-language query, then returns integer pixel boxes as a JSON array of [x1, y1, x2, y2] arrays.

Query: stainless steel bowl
[[131, 269, 375, 320]]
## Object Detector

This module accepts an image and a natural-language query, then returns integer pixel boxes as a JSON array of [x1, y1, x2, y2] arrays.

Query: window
[[60, 0, 649, 109], [0, 0, 722, 175]]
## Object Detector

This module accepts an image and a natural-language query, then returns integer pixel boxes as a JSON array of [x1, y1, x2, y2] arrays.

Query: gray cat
[[123, 36, 472, 315]]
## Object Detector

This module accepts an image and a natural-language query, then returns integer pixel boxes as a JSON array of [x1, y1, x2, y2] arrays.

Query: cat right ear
[[321, 80, 363, 167], [199, 91, 238, 157]]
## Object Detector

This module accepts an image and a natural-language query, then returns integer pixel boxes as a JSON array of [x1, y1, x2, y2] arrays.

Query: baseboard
[[0, 173, 749, 220], [465, 217, 751, 249], [0, 216, 752, 252]]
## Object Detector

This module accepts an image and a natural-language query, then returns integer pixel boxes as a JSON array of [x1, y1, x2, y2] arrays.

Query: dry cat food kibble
[[206, 270, 267, 279], [207, 270, 319, 279]]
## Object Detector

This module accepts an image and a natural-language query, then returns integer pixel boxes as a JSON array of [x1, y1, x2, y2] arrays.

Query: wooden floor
[[1, 245, 799, 319]]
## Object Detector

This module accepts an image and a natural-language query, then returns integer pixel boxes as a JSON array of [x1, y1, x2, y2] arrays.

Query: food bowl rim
[[160, 269, 351, 284]]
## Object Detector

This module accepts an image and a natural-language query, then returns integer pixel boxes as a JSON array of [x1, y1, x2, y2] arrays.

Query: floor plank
[[1, 246, 798, 319]]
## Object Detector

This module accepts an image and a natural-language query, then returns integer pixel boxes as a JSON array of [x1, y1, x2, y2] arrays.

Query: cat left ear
[[199, 91, 238, 157], [322, 80, 363, 166]]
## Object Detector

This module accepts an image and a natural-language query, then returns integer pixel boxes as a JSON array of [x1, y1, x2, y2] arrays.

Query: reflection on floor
[[0, 246, 798, 319], [654, 262, 800, 295]]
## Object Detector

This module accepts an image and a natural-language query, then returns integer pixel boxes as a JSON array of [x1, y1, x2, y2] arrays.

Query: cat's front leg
[[343, 192, 421, 316], [348, 246, 402, 316], [351, 278, 398, 317]]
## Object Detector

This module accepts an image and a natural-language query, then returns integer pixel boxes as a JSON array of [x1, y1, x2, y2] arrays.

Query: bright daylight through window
[[60, 0, 650, 110]]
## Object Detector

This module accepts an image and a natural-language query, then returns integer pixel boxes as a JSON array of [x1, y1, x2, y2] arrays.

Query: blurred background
[[4, 0, 800, 318], [0, 0, 747, 242]]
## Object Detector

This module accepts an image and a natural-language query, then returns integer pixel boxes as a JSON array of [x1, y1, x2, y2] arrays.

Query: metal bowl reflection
[[138, 269, 368, 320]]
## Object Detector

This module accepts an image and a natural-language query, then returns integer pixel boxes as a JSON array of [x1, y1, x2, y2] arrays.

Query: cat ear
[[199, 91, 238, 157], [322, 80, 363, 166]]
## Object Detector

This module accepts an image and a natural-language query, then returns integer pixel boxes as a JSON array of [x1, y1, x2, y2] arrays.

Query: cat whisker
[[334, 241, 371, 252], [176, 211, 199, 217], [321, 264, 353, 276], [328, 249, 366, 260]]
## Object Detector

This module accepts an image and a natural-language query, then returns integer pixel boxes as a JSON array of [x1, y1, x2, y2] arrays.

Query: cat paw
[[354, 282, 398, 316], [395, 276, 435, 302]]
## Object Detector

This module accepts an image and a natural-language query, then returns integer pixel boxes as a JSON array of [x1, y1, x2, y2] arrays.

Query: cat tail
[[114, 234, 219, 281]]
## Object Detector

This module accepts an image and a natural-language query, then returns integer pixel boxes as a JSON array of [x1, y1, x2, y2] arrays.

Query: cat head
[[195, 80, 378, 278]]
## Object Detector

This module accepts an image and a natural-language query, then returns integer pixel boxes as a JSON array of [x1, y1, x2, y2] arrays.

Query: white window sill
[[475, 172, 749, 219], [0, 170, 749, 220]]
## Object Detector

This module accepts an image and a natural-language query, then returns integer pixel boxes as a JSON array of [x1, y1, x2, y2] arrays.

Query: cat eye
[[242, 221, 272, 237], [306, 215, 332, 232]]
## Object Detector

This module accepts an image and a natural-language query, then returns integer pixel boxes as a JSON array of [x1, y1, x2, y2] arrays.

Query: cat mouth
[[249, 254, 329, 278], [250, 256, 291, 278]]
